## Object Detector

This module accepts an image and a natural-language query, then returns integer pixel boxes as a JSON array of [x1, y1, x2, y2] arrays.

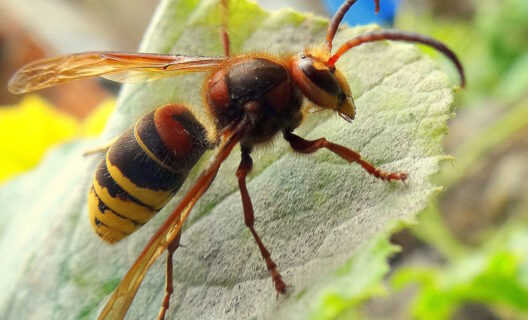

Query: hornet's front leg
[[283, 130, 407, 182], [236, 147, 287, 294]]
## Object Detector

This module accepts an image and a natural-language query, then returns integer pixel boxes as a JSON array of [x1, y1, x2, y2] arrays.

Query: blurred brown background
[[0, 0, 160, 117], [0, 0, 325, 117]]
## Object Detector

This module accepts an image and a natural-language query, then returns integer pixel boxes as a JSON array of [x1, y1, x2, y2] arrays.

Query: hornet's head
[[289, 0, 464, 123], [289, 51, 355, 121]]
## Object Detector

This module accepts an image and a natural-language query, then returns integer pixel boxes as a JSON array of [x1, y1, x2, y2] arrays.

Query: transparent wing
[[8, 52, 227, 94], [98, 121, 247, 320]]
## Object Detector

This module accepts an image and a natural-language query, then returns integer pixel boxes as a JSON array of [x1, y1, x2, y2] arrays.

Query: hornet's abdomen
[[88, 104, 209, 243]]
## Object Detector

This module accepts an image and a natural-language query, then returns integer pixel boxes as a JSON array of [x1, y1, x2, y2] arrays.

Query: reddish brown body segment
[[153, 105, 194, 157], [206, 57, 303, 145]]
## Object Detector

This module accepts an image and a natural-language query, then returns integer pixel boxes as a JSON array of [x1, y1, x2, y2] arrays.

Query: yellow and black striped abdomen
[[89, 104, 209, 243]]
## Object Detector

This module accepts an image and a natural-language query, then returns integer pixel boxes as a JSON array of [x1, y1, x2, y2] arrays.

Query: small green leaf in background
[[0, 0, 457, 319], [393, 225, 528, 320], [308, 227, 401, 320]]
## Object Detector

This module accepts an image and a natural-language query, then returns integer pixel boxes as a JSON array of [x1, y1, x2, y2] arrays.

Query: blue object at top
[[324, 0, 399, 26]]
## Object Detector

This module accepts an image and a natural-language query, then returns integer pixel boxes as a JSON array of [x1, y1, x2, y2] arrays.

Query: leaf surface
[[0, 0, 456, 319]]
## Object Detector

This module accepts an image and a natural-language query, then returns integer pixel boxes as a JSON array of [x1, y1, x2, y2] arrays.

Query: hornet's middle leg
[[237, 148, 287, 294]]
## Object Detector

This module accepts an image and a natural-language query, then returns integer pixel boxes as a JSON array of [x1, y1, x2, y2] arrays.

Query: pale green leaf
[[0, 0, 456, 319]]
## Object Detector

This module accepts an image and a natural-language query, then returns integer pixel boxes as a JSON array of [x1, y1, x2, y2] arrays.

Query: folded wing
[[8, 52, 227, 94]]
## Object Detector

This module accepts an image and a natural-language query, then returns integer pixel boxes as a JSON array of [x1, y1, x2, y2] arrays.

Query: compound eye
[[298, 56, 341, 97]]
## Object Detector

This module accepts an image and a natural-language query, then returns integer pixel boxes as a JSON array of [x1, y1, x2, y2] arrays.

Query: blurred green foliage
[[388, 0, 528, 319], [477, 0, 528, 80], [397, 0, 528, 104], [476, 0, 528, 102], [394, 226, 528, 320]]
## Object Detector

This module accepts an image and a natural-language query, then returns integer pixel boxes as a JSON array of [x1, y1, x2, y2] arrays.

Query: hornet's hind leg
[[83, 137, 118, 156], [157, 231, 182, 320], [237, 148, 287, 295]]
